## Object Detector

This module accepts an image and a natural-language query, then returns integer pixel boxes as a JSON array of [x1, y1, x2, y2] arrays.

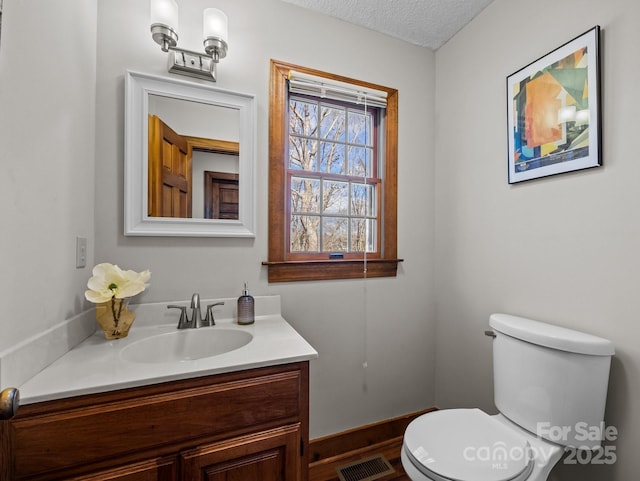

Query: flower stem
[[110, 297, 123, 328]]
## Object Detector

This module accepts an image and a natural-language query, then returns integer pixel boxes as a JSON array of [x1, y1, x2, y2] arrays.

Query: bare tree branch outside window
[[288, 96, 378, 254]]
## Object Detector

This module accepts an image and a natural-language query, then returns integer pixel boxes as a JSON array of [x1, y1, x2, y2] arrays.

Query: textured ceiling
[[280, 0, 495, 50]]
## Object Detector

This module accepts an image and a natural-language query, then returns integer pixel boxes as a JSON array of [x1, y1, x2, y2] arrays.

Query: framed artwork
[[507, 26, 601, 184]]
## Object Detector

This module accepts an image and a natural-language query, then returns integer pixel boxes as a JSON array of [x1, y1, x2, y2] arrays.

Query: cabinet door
[[66, 456, 177, 481], [181, 425, 301, 481]]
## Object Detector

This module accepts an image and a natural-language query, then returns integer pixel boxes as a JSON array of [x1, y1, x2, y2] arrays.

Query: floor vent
[[336, 454, 395, 481]]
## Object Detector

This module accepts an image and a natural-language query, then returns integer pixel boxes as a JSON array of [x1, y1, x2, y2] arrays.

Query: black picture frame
[[506, 26, 601, 183]]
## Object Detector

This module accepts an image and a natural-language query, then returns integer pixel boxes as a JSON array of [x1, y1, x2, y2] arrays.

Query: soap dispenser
[[237, 282, 255, 325]]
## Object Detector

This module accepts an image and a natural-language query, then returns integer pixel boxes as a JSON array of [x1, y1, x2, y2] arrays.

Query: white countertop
[[18, 296, 318, 404]]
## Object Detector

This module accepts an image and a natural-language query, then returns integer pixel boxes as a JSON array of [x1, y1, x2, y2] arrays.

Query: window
[[264, 60, 401, 282], [288, 96, 379, 255]]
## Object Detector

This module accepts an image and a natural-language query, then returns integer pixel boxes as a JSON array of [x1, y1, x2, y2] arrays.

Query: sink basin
[[120, 328, 253, 363]]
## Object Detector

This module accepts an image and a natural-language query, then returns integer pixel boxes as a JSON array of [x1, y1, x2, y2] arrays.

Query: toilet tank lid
[[489, 313, 615, 356]]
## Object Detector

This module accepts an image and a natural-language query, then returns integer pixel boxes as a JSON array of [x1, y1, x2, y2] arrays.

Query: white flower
[[85, 263, 151, 303]]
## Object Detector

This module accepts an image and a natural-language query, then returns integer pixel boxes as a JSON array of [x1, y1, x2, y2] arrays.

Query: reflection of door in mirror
[[186, 137, 239, 219], [148, 115, 192, 217], [205, 172, 239, 219], [148, 94, 240, 219]]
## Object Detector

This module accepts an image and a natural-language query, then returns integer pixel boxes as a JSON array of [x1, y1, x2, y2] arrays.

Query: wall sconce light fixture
[[150, 0, 228, 82]]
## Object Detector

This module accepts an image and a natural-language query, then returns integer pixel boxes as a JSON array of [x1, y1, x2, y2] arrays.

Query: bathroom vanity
[[2, 362, 308, 480], [0, 296, 317, 481]]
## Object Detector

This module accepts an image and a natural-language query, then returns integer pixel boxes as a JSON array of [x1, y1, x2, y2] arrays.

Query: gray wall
[[0, 0, 97, 352], [94, 0, 437, 438], [434, 0, 640, 478]]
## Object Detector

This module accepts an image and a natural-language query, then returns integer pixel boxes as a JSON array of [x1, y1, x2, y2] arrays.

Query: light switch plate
[[75, 237, 87, 268]]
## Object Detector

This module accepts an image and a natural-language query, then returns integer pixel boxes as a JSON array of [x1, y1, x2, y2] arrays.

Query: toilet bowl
[[401, 313, 614, 481], [401, 409, 563, 481]]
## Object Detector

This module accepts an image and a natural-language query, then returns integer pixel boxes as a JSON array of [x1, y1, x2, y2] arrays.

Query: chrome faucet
[[167, 294, 225, 329], [190, 293, 205, 328]]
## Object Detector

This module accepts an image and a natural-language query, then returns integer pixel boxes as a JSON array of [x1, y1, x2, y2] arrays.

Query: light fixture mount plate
[[167, 49, 217, 82]]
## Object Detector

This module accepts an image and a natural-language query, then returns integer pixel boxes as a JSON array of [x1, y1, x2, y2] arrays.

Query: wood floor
[[307, 408, 436, 481], [309, 435, 410, 481]]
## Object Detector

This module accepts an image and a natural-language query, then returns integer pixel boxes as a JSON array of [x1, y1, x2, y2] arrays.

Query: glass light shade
[[150, 0, 178, 29], [203, 8, 228, 43]]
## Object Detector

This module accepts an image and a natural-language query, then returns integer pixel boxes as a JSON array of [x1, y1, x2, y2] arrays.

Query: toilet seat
[[403, 409, 534, 481]]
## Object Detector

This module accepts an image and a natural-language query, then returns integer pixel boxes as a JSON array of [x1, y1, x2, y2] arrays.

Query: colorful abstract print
[[512, 47, 590, 172]]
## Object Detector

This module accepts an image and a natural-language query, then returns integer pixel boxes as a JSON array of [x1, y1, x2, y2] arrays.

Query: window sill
[[262, 259, 403, 283]]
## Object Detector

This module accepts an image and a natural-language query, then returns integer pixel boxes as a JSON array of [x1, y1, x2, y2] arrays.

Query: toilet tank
[[489, 313, 614, 449]]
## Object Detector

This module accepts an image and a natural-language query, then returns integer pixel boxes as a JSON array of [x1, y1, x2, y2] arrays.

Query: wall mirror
[[124, 70, 256, 237]]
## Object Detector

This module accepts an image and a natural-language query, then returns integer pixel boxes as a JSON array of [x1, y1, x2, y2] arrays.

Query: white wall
[[434, 0, 640, 478], [0, 0, 96, 354], [95, 0, 436, 438]]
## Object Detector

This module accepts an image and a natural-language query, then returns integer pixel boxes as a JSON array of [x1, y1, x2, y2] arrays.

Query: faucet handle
[[167, 305, 190, 329], [205, 302, 225, 326]]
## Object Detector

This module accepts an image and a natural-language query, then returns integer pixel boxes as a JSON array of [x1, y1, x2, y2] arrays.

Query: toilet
[[402, 313, 615, 481]]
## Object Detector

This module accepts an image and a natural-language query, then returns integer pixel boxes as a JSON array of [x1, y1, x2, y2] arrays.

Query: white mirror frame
[[124, 70, 256, 237]]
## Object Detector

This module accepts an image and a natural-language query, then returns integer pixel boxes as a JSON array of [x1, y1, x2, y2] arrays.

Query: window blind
[[288, 70, 387, 108]]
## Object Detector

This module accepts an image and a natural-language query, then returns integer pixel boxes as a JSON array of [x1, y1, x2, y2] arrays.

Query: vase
[[95, 298, 135, 340]]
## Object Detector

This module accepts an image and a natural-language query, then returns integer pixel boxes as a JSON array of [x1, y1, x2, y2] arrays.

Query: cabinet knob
[[0, 387, 20, 420]]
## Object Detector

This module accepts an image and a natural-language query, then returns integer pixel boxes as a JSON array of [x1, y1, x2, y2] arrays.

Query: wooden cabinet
[[66, 457, 178, 481], [181, 425, 301, 481], [0, 362, 309, 481]]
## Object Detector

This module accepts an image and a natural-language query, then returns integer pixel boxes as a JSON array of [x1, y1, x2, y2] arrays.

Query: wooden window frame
[[263, 60, 402, 282]]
